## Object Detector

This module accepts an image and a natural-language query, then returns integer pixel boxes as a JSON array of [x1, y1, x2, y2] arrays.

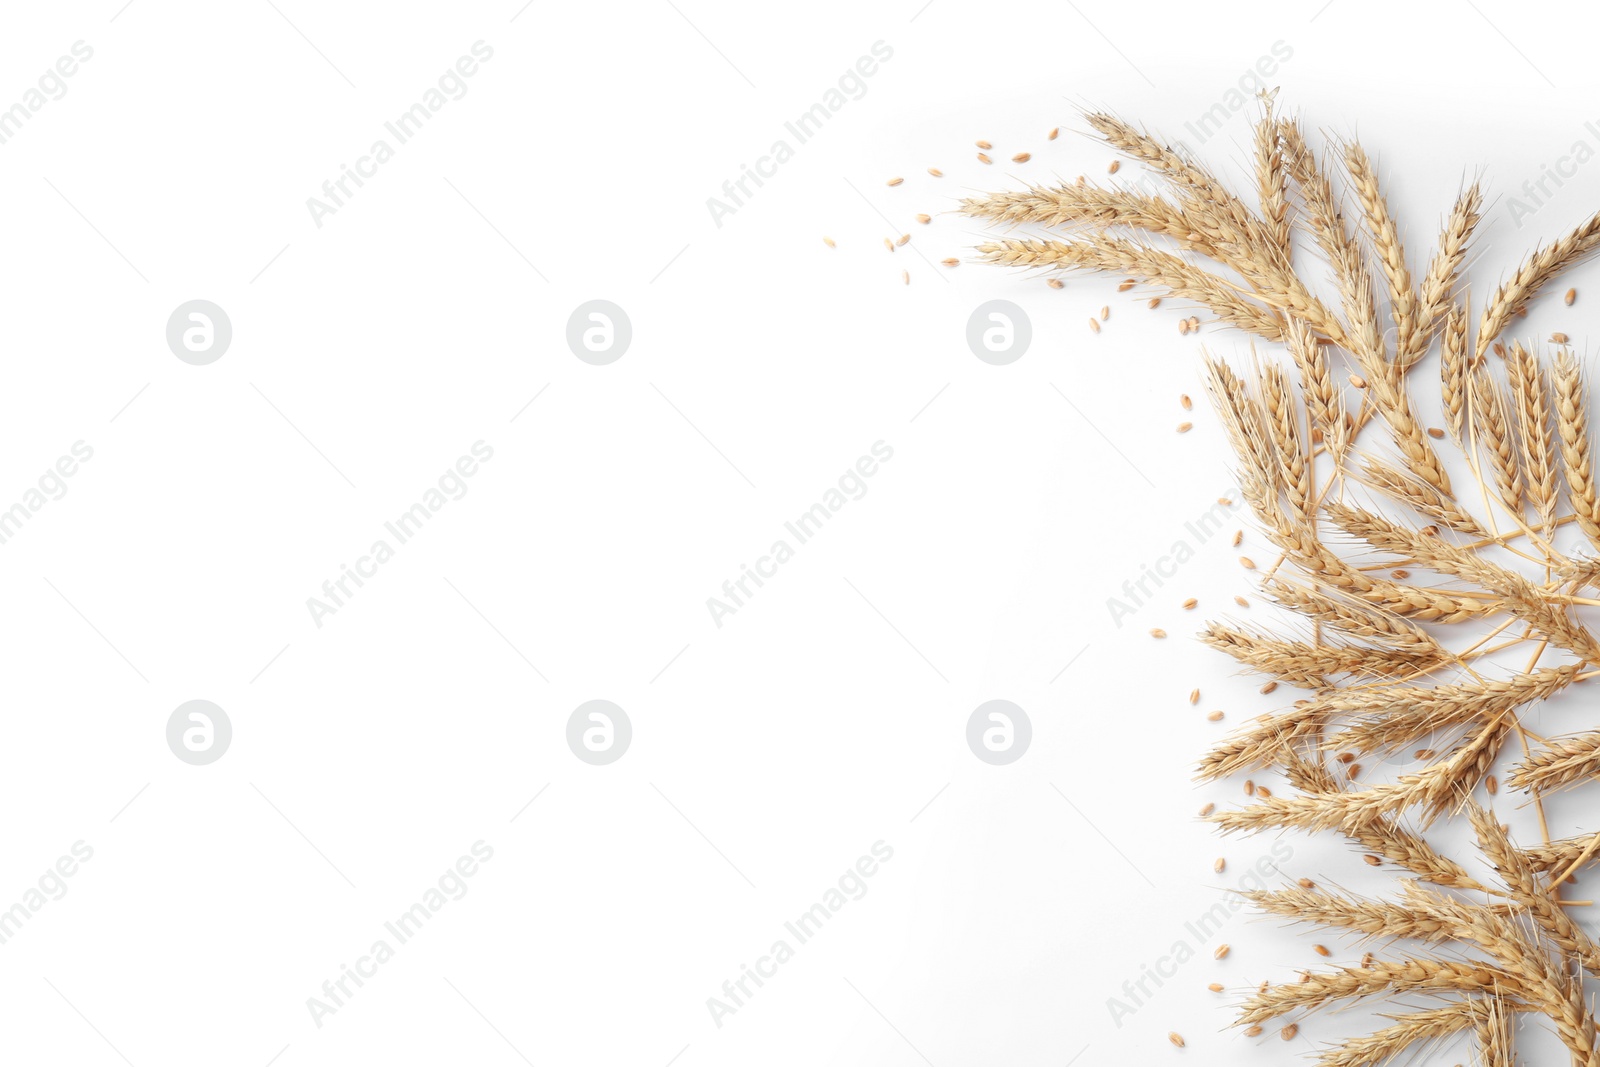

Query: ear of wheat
[[966, 98, 1600, 1064]]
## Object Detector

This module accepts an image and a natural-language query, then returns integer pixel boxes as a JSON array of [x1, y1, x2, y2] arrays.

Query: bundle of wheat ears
[[964, 99, 1600, 1064]]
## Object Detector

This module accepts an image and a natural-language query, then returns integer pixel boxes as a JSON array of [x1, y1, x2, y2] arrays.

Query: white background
[[2, 1, 1600, 1064]]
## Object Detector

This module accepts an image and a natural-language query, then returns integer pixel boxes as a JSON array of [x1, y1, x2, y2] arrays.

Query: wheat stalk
[[967, 98, 1600, 1065]]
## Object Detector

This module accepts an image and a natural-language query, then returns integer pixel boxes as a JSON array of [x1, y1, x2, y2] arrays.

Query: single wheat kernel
[[1189, 688, 1200, 704], [1553, 332, 1571, 344], [927, 167, 942, 177], [1244, 780, 1255, 796], [1364, 854, 1381, 866], [1234, 595, 1248, 607], [1566, 287, 1577, 305], [1214, 857, 1226, 873], [1179, 319, 1190, 335], [1149, 297, 1162, 309], [883, 238, 894, 252], [1257, 786, 1272, 798], [916, 213, 931, 224], [1180, 393, 1192, 409], [1012, 152, 1031, 163], [1427, 427, 1445, 438], [1361, 952, 1374, 968], [1168, 1032, 1185, 1048], [1240, 556, 1256, 570], [1207, 710, 1224, 722], [1199, 801, 1215, 816], [1298, 877, 1315, 889], [977, 152, 992, 164], [1177, 422, 1193, 433], [1048, 127, 1059, 140], [902, 270, 910, 286], [1337, 751, 1355, 764], [1486, 774, 1498, 794], [1244, 1025, 1262, 1037], [1090, 318, 1101, 333], [1214, 943, 1230, 959], [1415, 748, 1435, 759], [1349, 373, 1368, 388], [975, 139, 991, 149], [1392, 569, 1410, 579], [1231, 530, 1242, 546], [1108, 160, 1120, 173], [1047, 278, 1064, 290], [897, 233, 910, 246], [1118, 279, 1137, 291], [1260, 682, 1277, 695], [1346, 763, 1362, 779], [1182, 597, 1197, 609], [1101, 305, 1110, 319], [822, 236, 836, 248], [1150, 627, 1167, 638], [1313, 944, 1330, 957], [1207, 982, 1224, 993], [887, 177, 903, 186], [942, 258, 959, 267], [1281, 1024, 1298, 1041]]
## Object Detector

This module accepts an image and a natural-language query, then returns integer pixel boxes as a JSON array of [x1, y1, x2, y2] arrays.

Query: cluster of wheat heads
[[963, 99, 1600, 1065]]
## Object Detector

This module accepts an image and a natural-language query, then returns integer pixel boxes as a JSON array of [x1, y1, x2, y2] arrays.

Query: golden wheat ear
[[967, 99, 1600, 1063]]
